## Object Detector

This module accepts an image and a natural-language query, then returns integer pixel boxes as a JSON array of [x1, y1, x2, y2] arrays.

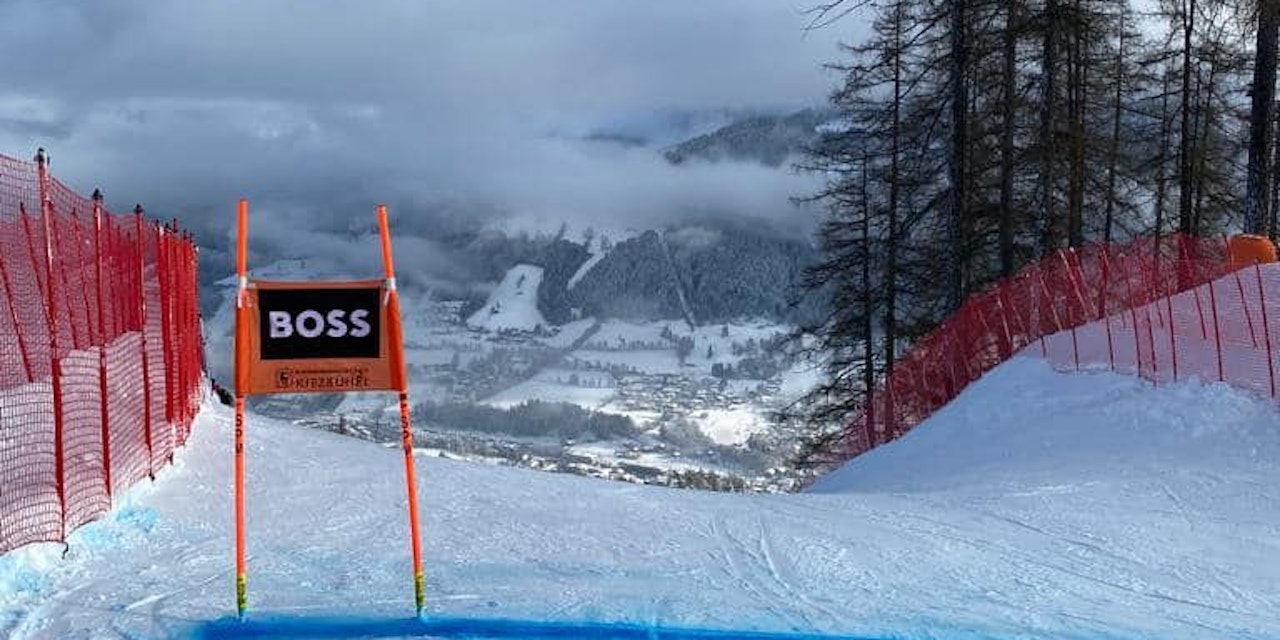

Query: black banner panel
[[257, 287, 381, 360]]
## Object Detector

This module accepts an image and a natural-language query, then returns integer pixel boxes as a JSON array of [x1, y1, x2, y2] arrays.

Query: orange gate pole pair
[[232, 200, 425, 619]]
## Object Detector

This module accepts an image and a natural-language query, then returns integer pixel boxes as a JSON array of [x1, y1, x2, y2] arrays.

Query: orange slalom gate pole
[[378, 204, 426, 616], [234, 199, 249, 619]]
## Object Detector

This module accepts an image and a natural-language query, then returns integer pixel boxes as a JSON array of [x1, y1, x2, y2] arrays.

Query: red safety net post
[[162, 227, 176, 442], [1143, 255, 1162, 384], [135, 207, 155, 477], [143, 217, 173, 469], [171, 228, 187, 441], [175, 230, 188, 437], [36, 151, 69, 541], [992, 284, 1013, 361], [1224, 234, 1261, 349], [1208, 277, 1225, 382], [1035, 263, 1052, 357], [1011, 268, 1036, 354], [156, 224, 174, 431], [155, 225, 174, 456], [1165, 287, 1179, 382], [186, 234, 201, 424], [179, 228, 195, 437], [1100, 246, 1117, 369], [1257, 263, 1277, 399], [885, 355, 906, 440], [109, 213, 139, 489], [953, 304, 973, 387], [92, 191, 113, 501], [1234, 269, 1259, 348], [1111, 249, 1141, 376], [169, 228, 186, 443], [182, 234, 196, 429], [1181, 238, 1210, 340], [183, 235, 194, 425], [1062, 249, 1087, 370]]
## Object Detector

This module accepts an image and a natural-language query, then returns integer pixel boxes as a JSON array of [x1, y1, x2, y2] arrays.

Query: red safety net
[[808, 234, 1272, 476], [0, 152, 202, 554]]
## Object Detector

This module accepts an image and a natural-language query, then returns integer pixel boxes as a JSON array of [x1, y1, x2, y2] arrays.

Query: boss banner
[[240, 280, 394, 395], [233, 199, 424, 620]]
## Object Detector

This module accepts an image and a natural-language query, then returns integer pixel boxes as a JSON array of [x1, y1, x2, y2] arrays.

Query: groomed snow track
[[5, 236, 1280, 639], [4, 353, 1279, 639]]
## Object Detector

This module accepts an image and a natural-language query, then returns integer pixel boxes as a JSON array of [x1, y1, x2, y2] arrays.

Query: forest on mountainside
[[793, 0, 1280, 459]]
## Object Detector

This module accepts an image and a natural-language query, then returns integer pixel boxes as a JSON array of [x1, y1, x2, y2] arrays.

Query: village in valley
[[267, 270, 820, 493]]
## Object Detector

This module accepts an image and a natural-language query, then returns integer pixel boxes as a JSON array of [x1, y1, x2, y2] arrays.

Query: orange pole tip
[[378, 204, 397, 279], [236, 199, 249, 279]]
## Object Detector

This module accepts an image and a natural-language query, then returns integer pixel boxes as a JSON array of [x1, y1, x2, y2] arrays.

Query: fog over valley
[[0, 1, 862, 489]]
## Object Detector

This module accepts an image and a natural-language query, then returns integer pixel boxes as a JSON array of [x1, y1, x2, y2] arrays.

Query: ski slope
[[3, 357, 1279, 639], [466, 265, 548, 333]]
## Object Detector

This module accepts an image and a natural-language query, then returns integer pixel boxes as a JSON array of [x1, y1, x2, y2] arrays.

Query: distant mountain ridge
[[527, 220, 820, 327], [662, 108, 832, 167], [201, 108, 830, 336]]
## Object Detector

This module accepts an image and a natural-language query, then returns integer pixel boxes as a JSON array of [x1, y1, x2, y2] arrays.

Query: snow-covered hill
[[466, 265, 548, 333], [4, 356, 1278, 639]]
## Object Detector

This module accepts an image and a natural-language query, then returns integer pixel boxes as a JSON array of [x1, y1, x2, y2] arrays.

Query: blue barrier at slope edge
[[194, 614, 896, 640]]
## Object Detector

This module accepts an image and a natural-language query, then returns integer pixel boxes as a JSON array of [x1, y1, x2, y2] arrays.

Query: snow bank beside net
[[812, 234, 1247, 473]]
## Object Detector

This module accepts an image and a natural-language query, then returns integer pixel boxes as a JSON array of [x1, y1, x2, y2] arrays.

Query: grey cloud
[[4, 1, 846, 107], [0, 0, 860, 288]]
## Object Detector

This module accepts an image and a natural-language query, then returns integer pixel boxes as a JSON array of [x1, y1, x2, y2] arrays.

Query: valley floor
[[2, 357, 1279, 639]]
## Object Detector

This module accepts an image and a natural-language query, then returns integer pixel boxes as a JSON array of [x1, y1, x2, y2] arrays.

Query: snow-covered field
[[3, 356, 1279, 639], [482, 373, 616, 410]]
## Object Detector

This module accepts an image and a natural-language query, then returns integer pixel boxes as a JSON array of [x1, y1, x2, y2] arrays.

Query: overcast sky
[[0, 0, 857, 277]]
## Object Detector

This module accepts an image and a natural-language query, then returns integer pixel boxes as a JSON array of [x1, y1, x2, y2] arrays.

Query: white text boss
[[267, 309, 373, 339]]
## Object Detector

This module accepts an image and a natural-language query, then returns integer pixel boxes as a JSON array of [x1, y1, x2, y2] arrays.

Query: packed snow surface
[[466, 265, 548, 333], [3, 357, 1280, 639]]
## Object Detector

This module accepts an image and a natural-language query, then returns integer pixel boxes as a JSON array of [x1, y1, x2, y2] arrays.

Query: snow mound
[[811, 356, 1280, 493], [467, 264, 548, 333]]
